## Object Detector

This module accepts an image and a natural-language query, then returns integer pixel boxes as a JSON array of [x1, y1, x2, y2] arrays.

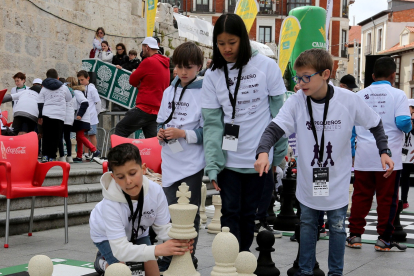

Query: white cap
[[409, 99, 414, 107], [142, 37, 159, 49], [33, 78, 42, 84]]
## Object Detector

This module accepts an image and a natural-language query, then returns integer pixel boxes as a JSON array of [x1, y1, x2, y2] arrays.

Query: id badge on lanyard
[[307, 86, 331, 197], [313, 167, 329, 196], [222, 64, 242, 152], [168, 139, 184, 153]]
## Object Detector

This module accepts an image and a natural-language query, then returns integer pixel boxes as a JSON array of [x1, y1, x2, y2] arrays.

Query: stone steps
[[0, 163, 218, 238]]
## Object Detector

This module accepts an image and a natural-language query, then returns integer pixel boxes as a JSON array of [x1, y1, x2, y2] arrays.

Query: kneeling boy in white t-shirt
[[89, 143, 193, 275]]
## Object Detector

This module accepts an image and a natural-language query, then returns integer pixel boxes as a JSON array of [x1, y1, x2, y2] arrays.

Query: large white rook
[[28, 255, 53, 276], [200, 183, 208, 225], [164, 183, 200, 276], [211, 227, 239, 276]]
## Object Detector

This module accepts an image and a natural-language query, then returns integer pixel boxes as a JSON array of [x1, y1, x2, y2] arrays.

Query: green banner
[[82, 59, 137, 109]]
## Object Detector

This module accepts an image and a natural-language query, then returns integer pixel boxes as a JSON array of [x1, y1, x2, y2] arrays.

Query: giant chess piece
[[200, 183, 208, 225], [254, 230, 280, 276], [164, 183, 200, 276], [266, 191, 277, 225], [235, 251, 257, 276], [393, 200, 407, 242], [273, 167, 300, 231], [287, 224, 324, 276], [105, 263, 132, 276], [207, 195, 222, 234], [211, 227, 239, 276], [28, 255, 53, 276]]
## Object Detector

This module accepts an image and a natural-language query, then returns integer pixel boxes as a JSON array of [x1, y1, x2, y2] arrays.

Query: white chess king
[[164, 183, 200, 276]]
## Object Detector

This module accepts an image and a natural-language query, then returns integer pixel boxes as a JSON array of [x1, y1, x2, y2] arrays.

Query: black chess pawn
[[393, 200, 407, 242], [254, 230, 280, 276]]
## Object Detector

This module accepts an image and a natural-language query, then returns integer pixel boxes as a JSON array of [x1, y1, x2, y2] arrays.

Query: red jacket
[[129, 54, 170, 114]]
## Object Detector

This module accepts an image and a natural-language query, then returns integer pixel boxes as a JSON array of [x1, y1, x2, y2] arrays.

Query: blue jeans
[[218, 169, 266, 251], [299, 203, 347, 276], [94, 235, 151, 265]]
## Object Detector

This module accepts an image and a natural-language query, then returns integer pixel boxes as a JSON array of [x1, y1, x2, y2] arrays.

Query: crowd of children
[[1, 70, 101, 163], [2, 13, 413, 276]]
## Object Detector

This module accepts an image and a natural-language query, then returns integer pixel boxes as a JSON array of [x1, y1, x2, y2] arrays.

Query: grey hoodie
[[89, 172, 171, 263]]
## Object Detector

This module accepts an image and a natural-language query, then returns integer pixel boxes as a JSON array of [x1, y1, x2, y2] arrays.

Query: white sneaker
[[93, 157, 104, 165], [66, 156, 73, 163], [83, 153, 91, 160], [58, 156, 66, 162]]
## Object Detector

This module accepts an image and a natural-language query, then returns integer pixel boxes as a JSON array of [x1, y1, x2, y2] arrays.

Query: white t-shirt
[[156, 84, 205, 187], [38, 85, 72, 121], [11, 90, 39, 118], [10, 87, 28, 112], [90, 179, 170, 243], [86, 84, 101, 125], [354, 83, 410, 171], [63, 91, 75, 126], [274, 86, 380, 210], [74, 90, 91, 124], [0, 107, 4, 130], [202, 53, 286, 168]]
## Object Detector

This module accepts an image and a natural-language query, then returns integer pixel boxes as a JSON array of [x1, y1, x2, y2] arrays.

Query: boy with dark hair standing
[[90, 143, 193, 275], [38, 69, 72, 162], [156, 41, 204, 272], [255, 49, 393, 276], [347, 57, 410, 252]]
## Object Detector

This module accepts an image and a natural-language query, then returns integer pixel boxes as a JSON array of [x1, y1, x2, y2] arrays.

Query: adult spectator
[[198, 59, 212, 76], [115, 50, 141, 72], [153, 36, 165, 55], [112, 43, 129, 66], [115, 37, 170, 138], [339, 74, 358, 91], [32, 78, 43, 88], [91, 27, 105, 58], [97, 41, 113, 63]]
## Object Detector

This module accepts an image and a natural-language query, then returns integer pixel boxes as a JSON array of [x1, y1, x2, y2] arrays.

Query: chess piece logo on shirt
[[310, 142, 334, 167]]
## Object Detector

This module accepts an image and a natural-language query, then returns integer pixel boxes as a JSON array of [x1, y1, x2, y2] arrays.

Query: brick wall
[[212, 16, 219, 25], [393, 9, 414, 22], [275, 18, 283, 44], [216, 0, 225, 13], [249, 19, 257, 40], [331, 21, 340, 57]]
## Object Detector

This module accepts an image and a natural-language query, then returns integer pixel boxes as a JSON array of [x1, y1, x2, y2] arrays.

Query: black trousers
[[114, 107, 157, 138], [42, 116, 64, 159], [58, 124, 72, 157], [400, 163, 413, 203]]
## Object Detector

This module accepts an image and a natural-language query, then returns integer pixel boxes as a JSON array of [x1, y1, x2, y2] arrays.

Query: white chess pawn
[[211, 227, 239, 276], [28, 255, 53, 276], [105, 263, 132, 276], [235, 251, 257, 276], [207, 195, 222, 234], [200, 183, 208, 225]]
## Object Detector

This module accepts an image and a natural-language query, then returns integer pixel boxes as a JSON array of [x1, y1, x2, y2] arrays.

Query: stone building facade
[[0, 0, 211, 120]]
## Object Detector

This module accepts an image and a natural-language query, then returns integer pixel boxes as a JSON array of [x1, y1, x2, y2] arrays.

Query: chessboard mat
[[277, 210, 414, 248], [0, 258, 99, 276]]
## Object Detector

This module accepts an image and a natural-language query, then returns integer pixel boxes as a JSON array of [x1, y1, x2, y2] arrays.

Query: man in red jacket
[[115, 37, 170, 138]]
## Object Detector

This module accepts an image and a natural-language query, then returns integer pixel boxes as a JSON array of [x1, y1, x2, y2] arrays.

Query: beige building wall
[[399, 51, 414, 99]]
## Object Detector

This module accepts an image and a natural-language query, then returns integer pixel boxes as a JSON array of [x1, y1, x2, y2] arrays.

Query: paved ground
[[0, 184, 413, 275]]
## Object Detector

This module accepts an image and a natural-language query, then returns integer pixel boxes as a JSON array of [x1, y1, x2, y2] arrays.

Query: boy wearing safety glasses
[[255, 49, 393, 276]]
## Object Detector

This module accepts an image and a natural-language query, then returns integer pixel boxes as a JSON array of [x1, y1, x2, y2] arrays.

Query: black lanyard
[[306, 88, 331, 168], [123, 190, 144, 243], [405, 133, 410, 145], [223, 64, 243, 122], [162, 77, 197, 126], [85, 85, 88, 98]]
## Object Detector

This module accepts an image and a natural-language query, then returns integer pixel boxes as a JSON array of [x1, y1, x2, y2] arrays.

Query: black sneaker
[[93, 251, 107, 275], [91, 150, 101, 162], [254, 220, 282, 238], [290, 233, 297, 241], [375, 239, 407, 252], [73, 157, 83, 163]]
